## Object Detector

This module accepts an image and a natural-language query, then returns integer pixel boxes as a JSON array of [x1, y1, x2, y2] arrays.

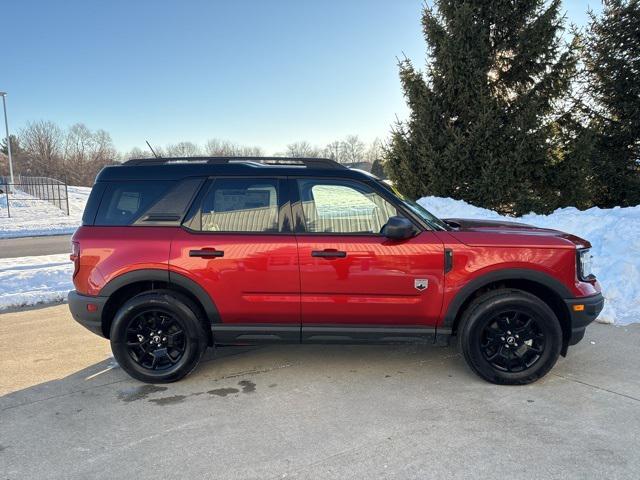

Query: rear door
[[292, 178, 445, 335], [170, 177, 300, 342]]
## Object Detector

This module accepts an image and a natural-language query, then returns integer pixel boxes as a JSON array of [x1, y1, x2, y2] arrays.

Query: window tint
[[135, 178, 204, 224], [95, 181, 173, 226], [297, 179, 398, 234], [200, 178, 279, 232]]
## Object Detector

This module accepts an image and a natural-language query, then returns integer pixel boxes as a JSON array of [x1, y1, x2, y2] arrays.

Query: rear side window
[[199, 178, 279, 232], [95, 181, 173, 226]]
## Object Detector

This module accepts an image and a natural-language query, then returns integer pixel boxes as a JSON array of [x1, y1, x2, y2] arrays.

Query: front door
[[292, 178, 444, 338], [170, 177, 300, 342]]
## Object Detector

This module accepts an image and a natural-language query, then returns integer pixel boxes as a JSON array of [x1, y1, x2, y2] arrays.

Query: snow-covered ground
[[0, 186, 90, 238], [0, 186, 87, 309], [419, 196, 639, 326], [0, 254, 72, 310], [0, 186, 637, 325]]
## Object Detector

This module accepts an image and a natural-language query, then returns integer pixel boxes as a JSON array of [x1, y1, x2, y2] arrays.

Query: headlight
[[577, 248, 594, 281]]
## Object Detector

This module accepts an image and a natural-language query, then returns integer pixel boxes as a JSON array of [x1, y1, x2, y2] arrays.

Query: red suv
[[68, 157, 603, 385]]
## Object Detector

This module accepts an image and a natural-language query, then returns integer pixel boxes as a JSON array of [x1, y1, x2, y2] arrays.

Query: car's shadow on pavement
[[1, 342, 474, 410], [5, 319, 640, 413]]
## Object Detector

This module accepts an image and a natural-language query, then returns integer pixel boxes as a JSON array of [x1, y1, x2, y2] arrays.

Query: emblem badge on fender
[[414, 279, 428, 291]]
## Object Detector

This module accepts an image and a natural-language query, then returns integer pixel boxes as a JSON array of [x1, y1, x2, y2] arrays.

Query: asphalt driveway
[[1, 304, 638, 479], [0, 234, 72, 259]]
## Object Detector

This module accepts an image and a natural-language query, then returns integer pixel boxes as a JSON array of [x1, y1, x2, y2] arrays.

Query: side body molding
[[441, 268, 573, 330]]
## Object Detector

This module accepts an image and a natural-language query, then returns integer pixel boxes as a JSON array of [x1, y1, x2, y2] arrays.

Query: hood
[[443, 218, 591, 249]]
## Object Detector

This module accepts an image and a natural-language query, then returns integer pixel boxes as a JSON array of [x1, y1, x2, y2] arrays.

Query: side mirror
[[381, 216, 416, 240]]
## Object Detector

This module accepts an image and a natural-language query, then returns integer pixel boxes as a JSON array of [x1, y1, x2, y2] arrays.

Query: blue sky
[[3, 0, 600, 154]]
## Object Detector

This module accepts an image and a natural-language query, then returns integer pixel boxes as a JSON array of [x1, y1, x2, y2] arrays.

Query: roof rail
[[123, 156, 346, 169]]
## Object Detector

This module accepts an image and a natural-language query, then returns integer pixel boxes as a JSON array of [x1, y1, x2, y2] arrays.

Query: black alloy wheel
[[125, 309, 187, 370], [479, 310, 546, 373], [110, 290, 208, 383], [458, 289, 562, 385]]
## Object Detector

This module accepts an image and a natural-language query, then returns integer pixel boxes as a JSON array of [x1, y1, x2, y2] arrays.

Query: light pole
[[0, 92, 15, 189]]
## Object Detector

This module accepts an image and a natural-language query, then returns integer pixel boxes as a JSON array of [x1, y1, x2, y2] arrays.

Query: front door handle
[[189, 249, 224, 258], [311, 249, 347, 258]]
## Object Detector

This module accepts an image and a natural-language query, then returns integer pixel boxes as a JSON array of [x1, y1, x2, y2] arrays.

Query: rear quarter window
[[95, 181, 173, 226]]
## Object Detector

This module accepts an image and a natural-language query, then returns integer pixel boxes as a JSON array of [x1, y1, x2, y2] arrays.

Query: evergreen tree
[[584, 0, 640, 207], [371, 158, 385, 178], [386, 0, 578, 215], [0, 135, 23, 177], [0, 134, 20, 156]]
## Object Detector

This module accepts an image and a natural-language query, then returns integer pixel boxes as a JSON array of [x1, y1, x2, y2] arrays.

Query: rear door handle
[[189, 249, 224, 258], [311, 249, 347, 258]]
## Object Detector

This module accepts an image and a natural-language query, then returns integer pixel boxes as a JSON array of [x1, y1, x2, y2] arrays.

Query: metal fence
[[0, 175, 70, 218]]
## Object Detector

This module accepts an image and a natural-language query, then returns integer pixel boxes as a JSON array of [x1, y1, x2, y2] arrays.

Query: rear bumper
[[68, 290, 108, 338], [564, 292, 604, 346]]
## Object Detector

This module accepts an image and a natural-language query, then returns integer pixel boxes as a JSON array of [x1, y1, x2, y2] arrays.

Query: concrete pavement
[[1, 304, 638, 479], [0, 234, 72, 259]]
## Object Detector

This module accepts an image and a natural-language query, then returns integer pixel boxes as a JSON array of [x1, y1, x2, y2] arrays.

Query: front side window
[[297, 179, 398, 234], [200, 178, 279, 232]]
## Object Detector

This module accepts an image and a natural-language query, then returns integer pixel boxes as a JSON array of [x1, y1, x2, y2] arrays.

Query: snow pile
[[0, 186, 90, 238], [419, 196, 640, 325], [0, 254, 73, 310]]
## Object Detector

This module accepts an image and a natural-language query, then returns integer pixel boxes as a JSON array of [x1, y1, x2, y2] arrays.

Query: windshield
[[384, 183, 450, 230]]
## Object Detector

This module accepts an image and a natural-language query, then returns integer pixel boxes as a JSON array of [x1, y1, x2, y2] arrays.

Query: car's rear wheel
[[110, 291, 208, 383], [458, 289, 562, 385]]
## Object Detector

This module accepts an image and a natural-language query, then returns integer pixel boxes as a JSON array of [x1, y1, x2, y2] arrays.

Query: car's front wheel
[[110, 290, 208, 383], [458, 289, 563, 385]]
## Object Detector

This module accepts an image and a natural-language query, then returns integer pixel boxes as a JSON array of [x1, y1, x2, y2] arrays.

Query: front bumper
[[68, 290, 108, 338], [564, 292, 604, 346]]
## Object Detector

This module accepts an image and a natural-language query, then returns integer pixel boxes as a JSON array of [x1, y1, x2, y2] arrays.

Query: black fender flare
[[98, 268, 221, 323], [441, 268, 573, 330]]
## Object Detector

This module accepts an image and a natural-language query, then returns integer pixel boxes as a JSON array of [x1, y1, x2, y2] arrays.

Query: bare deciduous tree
[[364, 137, 384, 163], [340, 135, 366, 164], [11, 119, 384, 185], [322, 136, 379, 165], [13, 121, 119, 185], [19, 120, 64, 176], [125, 146, 154, 159], [205, 138, 263, 157], [63, 123, 118, 185], [323, 141, 342, 162], [164, 141, 202, 157], [285, 141, 321, 158]]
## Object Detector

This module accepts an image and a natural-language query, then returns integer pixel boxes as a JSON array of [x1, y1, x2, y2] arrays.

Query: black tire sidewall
[[110, 292, 207, 383], [460, 291, 563, 385]]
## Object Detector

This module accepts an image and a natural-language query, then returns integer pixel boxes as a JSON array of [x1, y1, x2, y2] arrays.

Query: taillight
[[70, 241, 80, 277]]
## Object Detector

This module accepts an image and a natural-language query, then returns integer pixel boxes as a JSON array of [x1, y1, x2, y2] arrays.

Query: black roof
[[97, 156, 376, 182]]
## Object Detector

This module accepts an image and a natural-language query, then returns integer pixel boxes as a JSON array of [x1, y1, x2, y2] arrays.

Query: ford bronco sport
[[68, 157, 604, 385]]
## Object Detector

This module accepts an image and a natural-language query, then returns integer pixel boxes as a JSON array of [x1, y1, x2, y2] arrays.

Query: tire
[[110, 290, 208, 383], [458, 288, 562, 385]]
